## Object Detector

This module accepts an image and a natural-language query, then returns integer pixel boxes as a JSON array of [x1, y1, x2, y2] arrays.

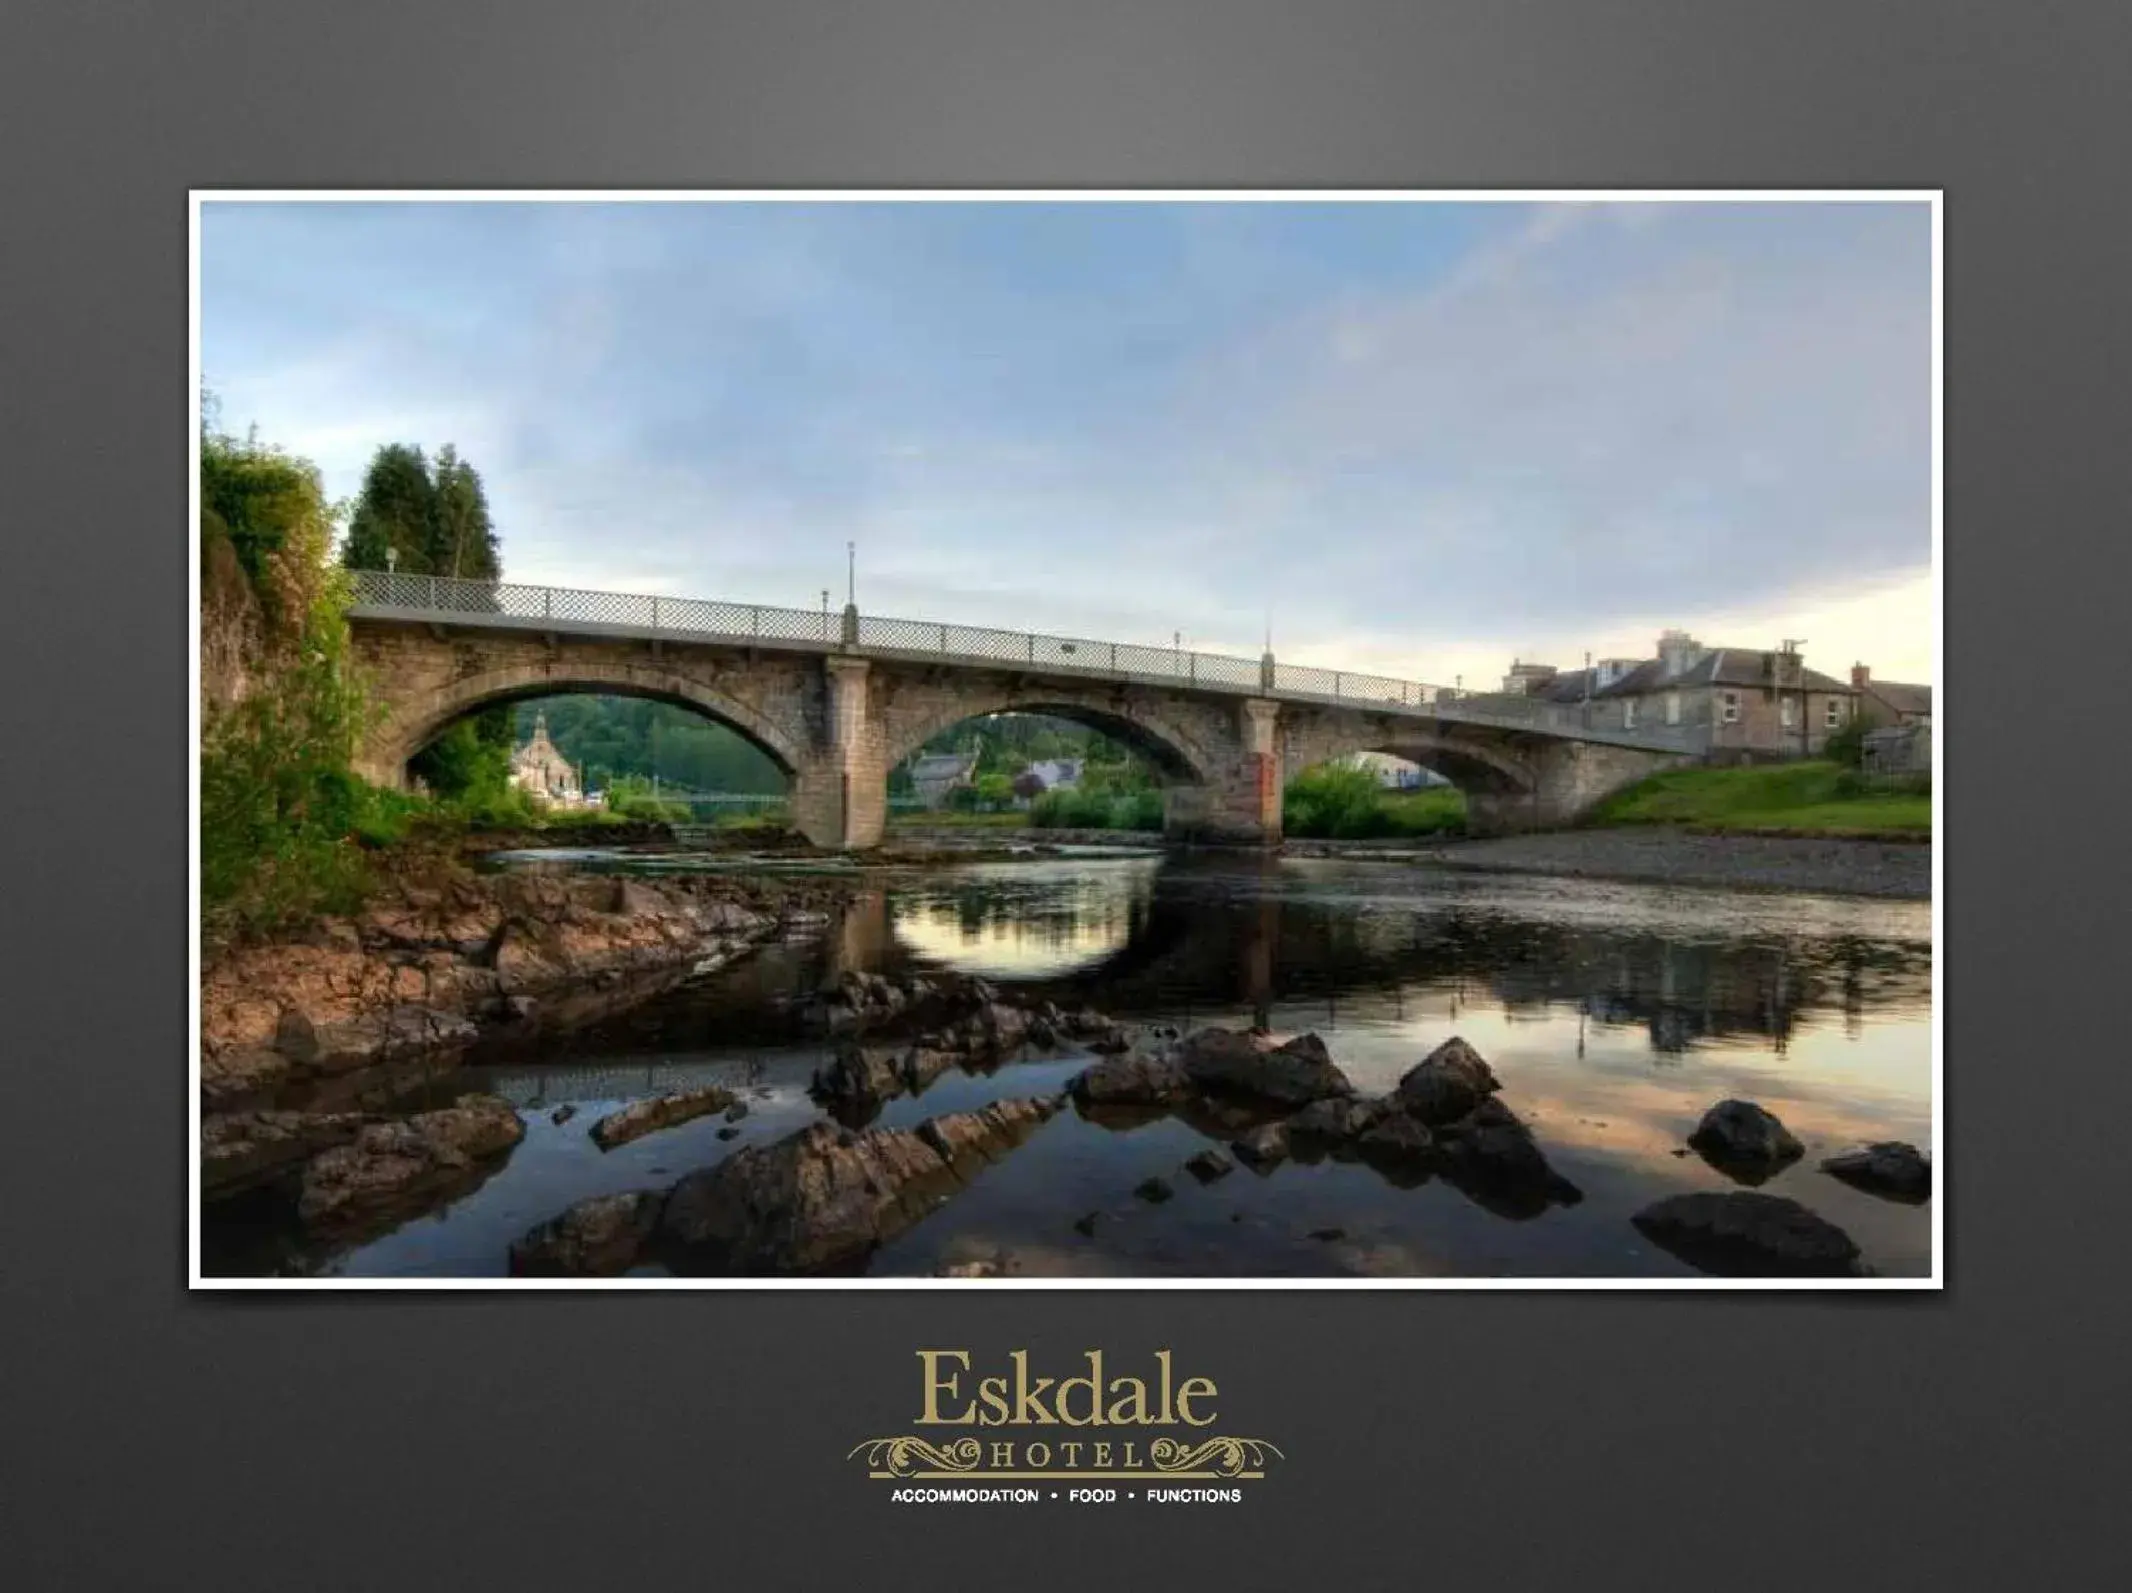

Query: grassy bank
[[1586, 761, 1931, 838]]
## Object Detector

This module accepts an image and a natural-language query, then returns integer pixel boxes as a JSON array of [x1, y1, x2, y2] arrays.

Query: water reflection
[[221, 851, 1930, 1279]]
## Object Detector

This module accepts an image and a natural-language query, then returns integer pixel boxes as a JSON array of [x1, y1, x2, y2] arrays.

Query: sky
[[199, 197, 1935, 687]]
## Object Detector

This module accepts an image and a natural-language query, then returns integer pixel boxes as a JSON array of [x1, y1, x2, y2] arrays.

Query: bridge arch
[[1282, 721, 1537, 801], [879, 689, 1220, 786], [357, 660, 808, 788]]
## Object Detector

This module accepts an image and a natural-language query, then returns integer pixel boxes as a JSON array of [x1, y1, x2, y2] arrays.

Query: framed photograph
[[191, 191, 1939, 1290]]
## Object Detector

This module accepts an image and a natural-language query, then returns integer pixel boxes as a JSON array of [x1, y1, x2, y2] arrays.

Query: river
[[204, 847, 1934, 1281]]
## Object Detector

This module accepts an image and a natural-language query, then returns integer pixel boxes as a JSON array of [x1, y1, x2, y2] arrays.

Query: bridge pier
[[789, 655, 887, 851], [1163, 697, 1284, 848]]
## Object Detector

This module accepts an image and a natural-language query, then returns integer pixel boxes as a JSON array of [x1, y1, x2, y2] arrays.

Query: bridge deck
[[345, 570, 1694, 753]]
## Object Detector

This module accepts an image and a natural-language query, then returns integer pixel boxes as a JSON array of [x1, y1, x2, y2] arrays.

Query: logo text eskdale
[[916, 1350, 1217, 1427]]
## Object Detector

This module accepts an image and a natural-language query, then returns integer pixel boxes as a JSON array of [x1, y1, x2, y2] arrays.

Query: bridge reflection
[[510, 857, 1930, 1072]]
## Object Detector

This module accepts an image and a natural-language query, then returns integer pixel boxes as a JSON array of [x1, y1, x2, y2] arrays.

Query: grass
[[1586, 760, 1932, 837]]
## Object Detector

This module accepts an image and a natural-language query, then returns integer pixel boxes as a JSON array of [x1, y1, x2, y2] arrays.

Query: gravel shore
[[1289, 827, 1931, 900]]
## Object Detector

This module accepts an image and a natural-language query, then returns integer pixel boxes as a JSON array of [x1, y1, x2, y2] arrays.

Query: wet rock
[[1394, 1037, 1501, 1125], [1821, 1142, 1931, 1204], [589, 1085, 738, 1150], [1356, 1111, 1436, 1179], [1072, 1211, 1103, 1237], [716, 1125, 741, 1140], [917, 1098, 1060, 1180], [1437, 1100, 1583, 1218], [1288, 1094, 1391, 1151], [509, 1190, 664, 1276], [1307, 1227, 1347, 1243], [1027, 1018, 1058, 1049], [1184, 1149, 1233, 1183], [201, 1109, 371, 1197], [1134, 1175, 1176, 1203], [1231, 1122, 1292, 1172], [297, 1094, 525, 1230], [200, 1046, 293, 1110], [1687, 1100, 1805, 1185], [550, 1103, 578, 1125], [660, 1098, 1061, 1273], [724, 1100, 750, 1122], [902, 1048, 961, 1092], [811, 1042, 906, 1108], [1086, 1032, 1133, 1055], [1632, 1191, 1862, 1277], [274, 1003, 478, 1075], [1070, 1052, 1189, 1107], [1179, 1028, 1354, 1107]]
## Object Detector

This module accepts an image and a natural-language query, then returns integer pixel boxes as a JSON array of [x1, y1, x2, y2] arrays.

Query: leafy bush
[[1282, 765, 1466, 839], [1823, 713, 1870, 768]]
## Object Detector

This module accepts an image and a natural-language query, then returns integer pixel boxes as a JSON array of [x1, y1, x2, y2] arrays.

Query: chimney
[[1851, 663, 1870, 689], [1656, 630, 1702, 678]]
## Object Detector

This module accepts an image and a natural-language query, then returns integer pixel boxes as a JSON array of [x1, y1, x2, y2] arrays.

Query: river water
[[213, 848, 1934, 1281]]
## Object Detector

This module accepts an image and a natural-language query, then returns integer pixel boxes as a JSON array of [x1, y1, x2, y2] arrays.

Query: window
[[1825, 698, 1844, 729], [1665, 691, 1681, 725], [1720, 691, 1740, 725], [1780, 696, 1797, 729], [1623, 698, 1638, 729]]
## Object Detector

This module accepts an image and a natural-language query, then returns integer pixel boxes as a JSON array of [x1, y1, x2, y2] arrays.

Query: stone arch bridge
[[346, 572, 1691, 849]]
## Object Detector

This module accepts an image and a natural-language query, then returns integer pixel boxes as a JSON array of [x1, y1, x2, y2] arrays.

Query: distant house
[[908, 752, 979, 809], [1336, 750, 1448, 790], [1504, 631, 1862, 761], [508, 712, 589, 806], [1850, 665, 1932, 728], [1024, 758, 1085, 792]]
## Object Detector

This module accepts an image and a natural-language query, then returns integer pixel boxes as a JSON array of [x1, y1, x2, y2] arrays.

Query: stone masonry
[[349, 620, 1681, 849]]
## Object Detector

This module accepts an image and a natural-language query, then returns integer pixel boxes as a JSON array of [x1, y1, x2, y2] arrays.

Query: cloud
[[200, 199, 1934, 685]]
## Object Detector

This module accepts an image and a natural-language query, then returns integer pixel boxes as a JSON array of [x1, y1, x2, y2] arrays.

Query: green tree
[[342, 443, 437, 572]]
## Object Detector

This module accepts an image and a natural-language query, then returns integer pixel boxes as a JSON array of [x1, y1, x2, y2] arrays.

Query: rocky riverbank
[[199, 856, 855, 1208], [1286, 826, 1931, 900]]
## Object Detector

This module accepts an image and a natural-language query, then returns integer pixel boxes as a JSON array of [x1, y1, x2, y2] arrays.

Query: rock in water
[[1134, 1176, 1176, 1203], [1436, 1100, 1583, 1218], [1289, 1095, 1392, 1154], [1687, 1100, 1805, 1184], [1394, 1037, 1501, 1125], [1184, 1149, 1234, 1183], [201, 1109, 371, 1198], [1231, 1122, 1292, 1172], [1355, 1111, 1436, 1181], [588, 1085, 738, 1150], [509, 1190, 665, 1276], [1178, 1028, 1354, 1107], [660, 1097, 1060, 1273], [1069, 1052, 1190, 1106], [1821, 1142, 1931, 1203], [297, 1094, 525, 1230], [1632, 1191, 1861, 1277]]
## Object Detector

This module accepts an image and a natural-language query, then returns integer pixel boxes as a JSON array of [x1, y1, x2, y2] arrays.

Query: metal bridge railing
[[344, 569, 1697, 750]]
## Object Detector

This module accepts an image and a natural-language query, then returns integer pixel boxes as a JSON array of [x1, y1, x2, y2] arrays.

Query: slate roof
[[1530, 649, 1855, 703], [1865, 680, 1933, 717]]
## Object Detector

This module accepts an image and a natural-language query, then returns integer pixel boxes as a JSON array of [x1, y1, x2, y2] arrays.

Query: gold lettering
[[1106, 1376, 1150, 1425], [990, 1441, 1015, 1468], [1094, 1441, 1113, 1467], [1056, 1352, 1103, 1426], [977, 1376, 1009, 1424], [1011, 1350, 1057, 1424], [1175, 1376, 1218, 1426], [916, 1350, 971, 1425], [1026, 1441, 1051, 1468]]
